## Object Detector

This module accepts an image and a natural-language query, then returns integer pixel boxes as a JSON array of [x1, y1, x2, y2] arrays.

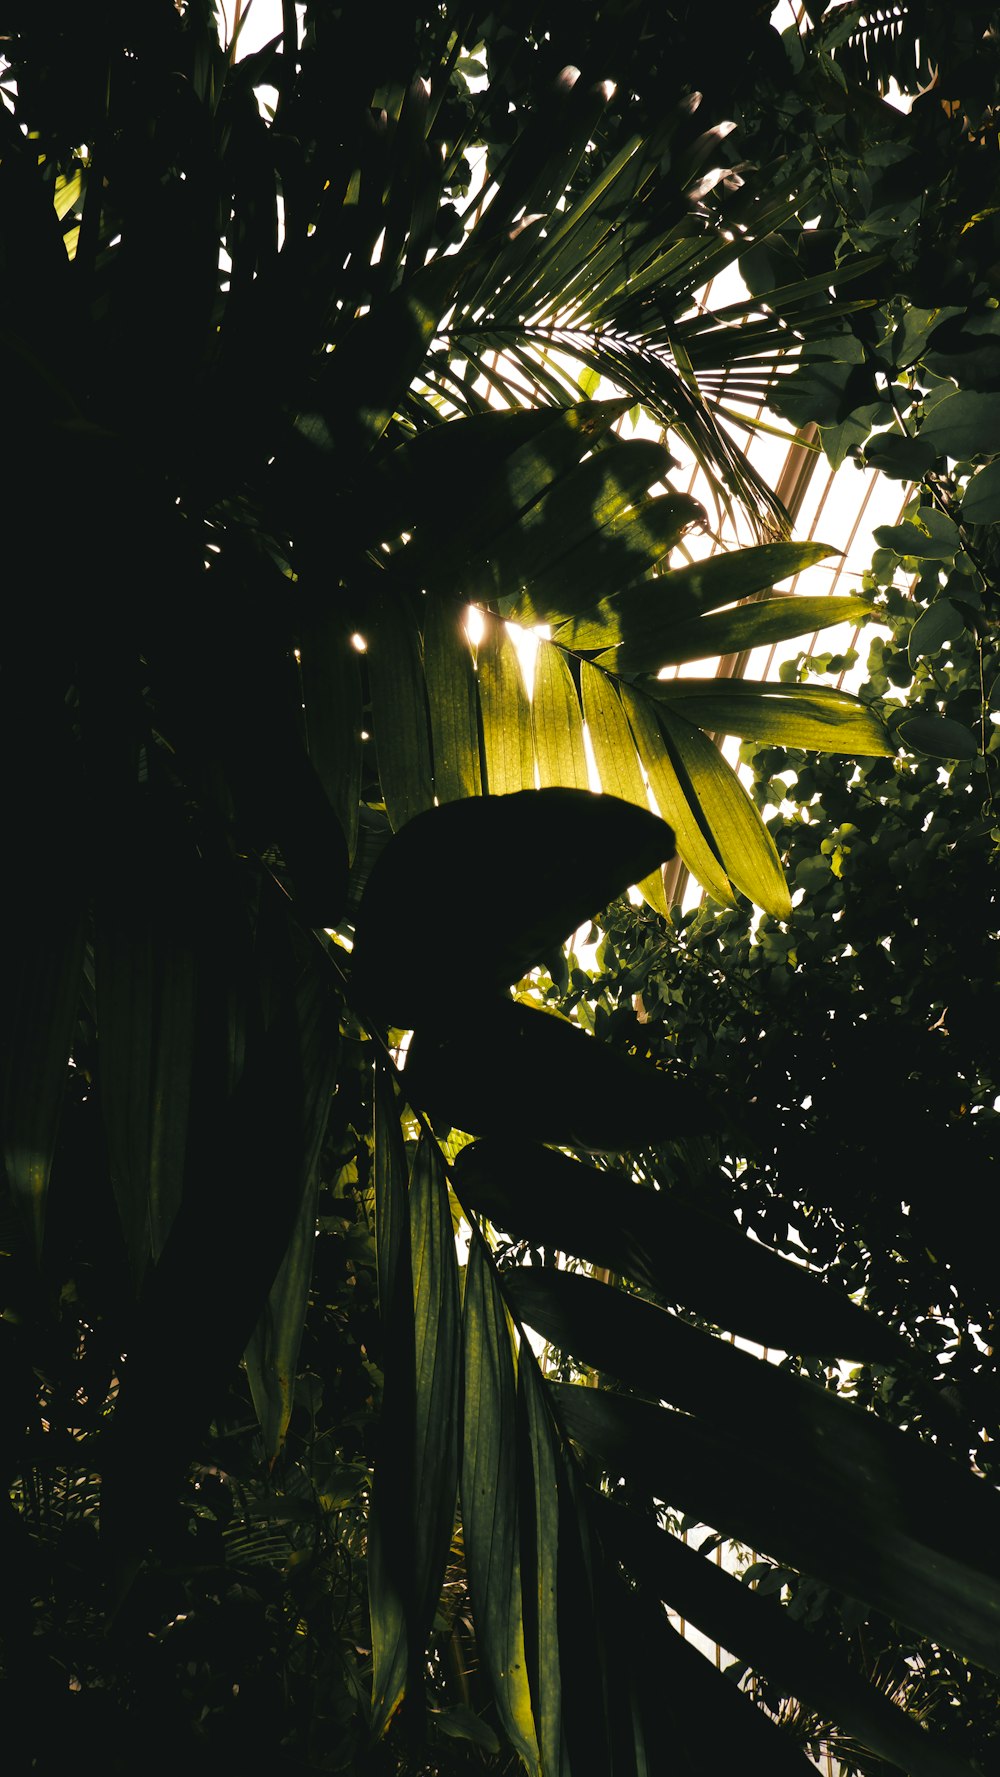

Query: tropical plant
[[3, 3, 999, 1774], [543, 427, 1000, 1772]]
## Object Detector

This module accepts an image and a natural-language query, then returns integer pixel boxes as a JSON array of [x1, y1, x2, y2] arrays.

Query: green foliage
[[552, 503, 1000, 1768], [5, 5, 1000, 1775]]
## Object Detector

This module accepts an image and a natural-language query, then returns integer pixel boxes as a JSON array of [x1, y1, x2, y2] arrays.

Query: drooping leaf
[[455, 1139, 903, 1361], [621, 684, 736, 907], [532, 642, 589, 789], [477, 613, 536, 795], [424, 598, 483, 802], [103, 905, 340, 1566], [404, 997, 708, 1147], [245, 1162, 323, 1467], [516, 1341, 564, 1777], [645, 678, 892, 755], [371, 1119, 462, 1733], [654, 704, 791, 917], [552, 1382, 1000, 1675], [407, 1132, 463, 1679], [351, 790, 675, 1027], [462, 1237, 540, 1775], [95, 791, 201, 1280], [480, 438, 677, 624], [409, 402, 633, 592], [373, 403, 614, 545], [365, 586, 435, 831], [580, 662, 668, 915]]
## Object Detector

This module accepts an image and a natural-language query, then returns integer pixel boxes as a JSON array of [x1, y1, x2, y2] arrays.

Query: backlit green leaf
[[621, 685, 736, 907], [633, 593, 874, 673], [653, 705, 791, 917], [646, 678, 892, 755], [580, 662, 668, 915], [557, 542, 837, 655], [478, 613, 535, 795], [424, 598, 483, 802], [532, 642, 589, 789]]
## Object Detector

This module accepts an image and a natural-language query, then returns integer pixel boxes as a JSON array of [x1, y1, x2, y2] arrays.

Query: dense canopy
[[2, 3, 1000, 1773]]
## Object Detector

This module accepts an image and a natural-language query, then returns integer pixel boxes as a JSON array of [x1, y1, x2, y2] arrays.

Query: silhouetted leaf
[[405, 997, 707, 1146], [553, 1383, 1000, 1673], [455, 1139, 902, 1361], [601, 1501, 969, 1777], [897, 713, 978, 759], [351, 790, 674, 1027]]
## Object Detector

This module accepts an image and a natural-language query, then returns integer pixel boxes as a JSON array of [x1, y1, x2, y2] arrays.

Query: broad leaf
[[404, 997, 708, 1146], [517, 1351, 564, 1777], [1, 903, 84, 1256], [511, 491, 703, 628], [920, 389, 1000, 460], [369, 1066, 415, 1733], [962, 458, 1000, 523], [897, 713, 978, 760], [245, 1141, 323, 1465], [351, 790, 675, 1027], [908, 598, 965, 668]]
